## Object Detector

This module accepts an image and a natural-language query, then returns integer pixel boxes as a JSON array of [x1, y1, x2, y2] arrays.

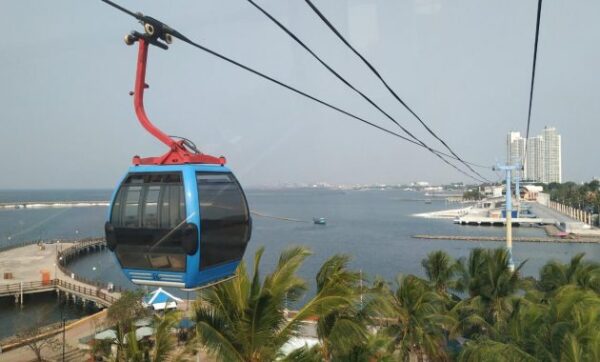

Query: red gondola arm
[[134, 38, 177, 149], [128, 36, 226, 166]]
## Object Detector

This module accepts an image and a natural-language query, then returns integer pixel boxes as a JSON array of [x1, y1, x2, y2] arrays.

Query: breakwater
[[0, 200, 109, 209], [413, 234, 600, 244]]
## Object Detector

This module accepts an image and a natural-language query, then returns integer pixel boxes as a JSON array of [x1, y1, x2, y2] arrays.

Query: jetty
[[0, 239, 120, 307], [413, 234, 600, 244], [453, 216, 555, 226], [0, 200, 108, 209]]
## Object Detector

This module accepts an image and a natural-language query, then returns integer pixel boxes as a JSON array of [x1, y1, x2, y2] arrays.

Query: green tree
[[106, 290, 149, 360], [538, 253, 600, 294], [312, 254, 366, 361], [452, 248, 525, 338], [309, 255, 393, 361], [421, 250, 461, 296], [463, 189, 484, 200], [385, 274, 450, 362], [457, 339, 535, 362], [194, 246, 348, 362], [533, 286, 600, 361]]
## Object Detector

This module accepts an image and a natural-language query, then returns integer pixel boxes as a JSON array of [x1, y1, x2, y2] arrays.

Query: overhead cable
[[303, 0, 491, 181], [246, 0, 492, 182], [523, 0, 543, 164], [98, 0, 488, 182]]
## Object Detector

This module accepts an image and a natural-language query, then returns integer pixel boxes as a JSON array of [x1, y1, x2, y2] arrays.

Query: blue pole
[[505, 169, 515, 271]]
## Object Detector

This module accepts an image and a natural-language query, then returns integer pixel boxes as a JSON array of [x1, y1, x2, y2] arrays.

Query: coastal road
[[527, 201, 580, 224]]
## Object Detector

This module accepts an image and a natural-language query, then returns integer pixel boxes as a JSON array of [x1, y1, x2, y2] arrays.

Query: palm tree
[[421, 250, 461, 296], [385, 274, 450, 362], [538, 253, 600, 294], [106, 311, 182, 362], [194, 246, 349, 362], [532, 286, 600, 361], [314, 254, 372, 360], [149, 312, 180, 361], [452, 248, 525, 338], [311, 255, 394, 361], [457, 339, 535, 362], [454, 248, 487, 297]]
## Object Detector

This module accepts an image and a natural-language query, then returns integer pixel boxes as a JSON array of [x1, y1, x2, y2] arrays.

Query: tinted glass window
[[123, 186, 142, 227], [110, 172, 187, 272], [142, 185, 160, 228], [197, 172, 250, 269]]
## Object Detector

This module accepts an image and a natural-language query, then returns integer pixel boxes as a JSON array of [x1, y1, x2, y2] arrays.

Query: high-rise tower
[[506, 131, 526, 179], [506, 127, 562, 183], [526, 135, 544, 182], [542, 126, 562, 183]]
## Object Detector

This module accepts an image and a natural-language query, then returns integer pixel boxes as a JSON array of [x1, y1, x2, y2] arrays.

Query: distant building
[[542, 127, 562, 183], [506, 131, 525, 179], [506, 127, 562, 183], [526, 135, 544, 182]]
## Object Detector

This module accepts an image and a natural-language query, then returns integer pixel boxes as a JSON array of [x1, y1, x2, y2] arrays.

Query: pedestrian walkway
[[0, 242, 120, 304]]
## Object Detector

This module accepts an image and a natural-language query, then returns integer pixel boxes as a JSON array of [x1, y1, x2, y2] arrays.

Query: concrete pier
[[0, 242, 119, 307]]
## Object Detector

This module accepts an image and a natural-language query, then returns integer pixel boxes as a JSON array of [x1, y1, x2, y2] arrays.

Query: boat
[[313, 217, 327, 225], [424, 199, 432, 204]]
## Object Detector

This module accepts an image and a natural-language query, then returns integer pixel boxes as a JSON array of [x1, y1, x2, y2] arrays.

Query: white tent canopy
[[135, 326, 154, 340], [94, 329, 117, 341]]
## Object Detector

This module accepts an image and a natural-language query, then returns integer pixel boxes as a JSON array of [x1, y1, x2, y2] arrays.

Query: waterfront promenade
[[0, 241, 119, 305], [0, 240, 121, 360]]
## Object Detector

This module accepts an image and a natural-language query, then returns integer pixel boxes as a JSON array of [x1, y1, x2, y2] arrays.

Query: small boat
[[424, 199, 432, 204], [313, 217, 327, 225]]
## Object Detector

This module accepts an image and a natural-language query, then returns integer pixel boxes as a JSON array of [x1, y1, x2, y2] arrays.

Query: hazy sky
[[1, 0, 598, 189]]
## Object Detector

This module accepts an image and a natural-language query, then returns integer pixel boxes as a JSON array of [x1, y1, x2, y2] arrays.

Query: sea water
[[1, 188, 599, 337]]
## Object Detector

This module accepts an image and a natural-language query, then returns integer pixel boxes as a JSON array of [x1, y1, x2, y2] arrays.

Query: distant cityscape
[[507, 126, 562, 183], [254, 181, 466, 192]]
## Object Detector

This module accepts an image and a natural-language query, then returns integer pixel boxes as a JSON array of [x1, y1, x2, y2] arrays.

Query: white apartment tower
[[506, 131, 526, 179], [542, 126, 562, 183], [506, 127, 562, 183], [526, 136, 544, 182]]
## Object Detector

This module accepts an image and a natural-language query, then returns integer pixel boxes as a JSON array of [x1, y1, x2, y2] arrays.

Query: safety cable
[[303, 0, 490, 181], [98, 0, 489, 182], [246, 0, 492, 183], [522, 0, 543, 165]]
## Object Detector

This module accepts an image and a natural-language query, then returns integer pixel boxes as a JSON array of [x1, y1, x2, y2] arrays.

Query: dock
[[0, 200, 108, 209], [413, 234, 600, 244], [454, 216, 555, 226], [0, 240, 120, 307]]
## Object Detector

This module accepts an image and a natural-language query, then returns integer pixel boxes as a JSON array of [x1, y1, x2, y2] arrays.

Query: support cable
[[247, 0, 491, 182], [522, 0, 543, 166], [99, 0, 488, 182], [303, 0, 491, 181]]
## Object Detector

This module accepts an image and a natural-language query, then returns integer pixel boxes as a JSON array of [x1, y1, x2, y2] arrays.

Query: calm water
[[1, 188, 599, 336], [0, 292, 94, 340]]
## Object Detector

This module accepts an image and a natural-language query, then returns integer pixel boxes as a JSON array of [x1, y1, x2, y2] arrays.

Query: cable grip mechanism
[[123, 14, 174, 50]]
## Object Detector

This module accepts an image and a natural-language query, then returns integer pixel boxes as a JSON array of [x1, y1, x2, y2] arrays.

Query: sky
[[1, 0, 599, 189]]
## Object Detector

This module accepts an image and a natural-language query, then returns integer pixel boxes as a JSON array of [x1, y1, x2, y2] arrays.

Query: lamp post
[[62, 317, 66, 362], [57, 290, 65, 361]]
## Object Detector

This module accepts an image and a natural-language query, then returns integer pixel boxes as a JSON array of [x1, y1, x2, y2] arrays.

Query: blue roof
[[178, 317, 196, 329]]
